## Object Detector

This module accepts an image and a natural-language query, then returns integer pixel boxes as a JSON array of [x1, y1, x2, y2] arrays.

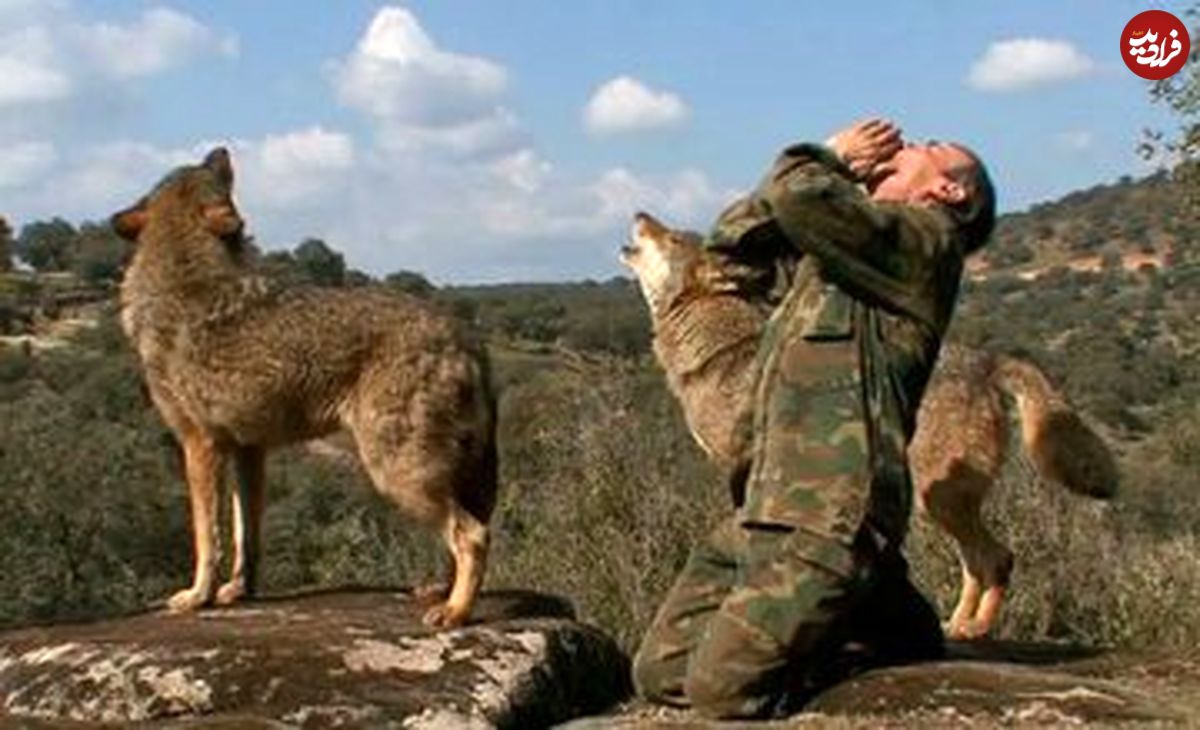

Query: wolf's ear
[[111, 201, 149, 241], [203, 147, 234, 188], [634, 211, 668, 238]]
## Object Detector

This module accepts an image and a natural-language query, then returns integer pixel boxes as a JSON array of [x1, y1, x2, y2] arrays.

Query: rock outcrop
[[562, 641, 1198, 728], [4, 591, 1197, 729], [0, 589, 630, 729]]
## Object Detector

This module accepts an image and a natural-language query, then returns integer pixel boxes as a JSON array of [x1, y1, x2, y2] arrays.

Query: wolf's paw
[[166, 586, 212, 613], [412, 582, 450, 605], [215, 580, 248, 606], [945, 617, 991, 640], [422, 602, 469, 629]]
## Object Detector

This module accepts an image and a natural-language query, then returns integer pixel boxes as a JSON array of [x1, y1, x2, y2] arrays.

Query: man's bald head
[[868, 141, 995, 253]]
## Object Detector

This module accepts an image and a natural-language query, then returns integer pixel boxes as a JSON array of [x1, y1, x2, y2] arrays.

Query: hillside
[[977, 170, 1192, 273]]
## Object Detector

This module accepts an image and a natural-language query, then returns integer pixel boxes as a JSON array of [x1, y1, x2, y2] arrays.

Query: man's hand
[[825, 119, 903, 180]]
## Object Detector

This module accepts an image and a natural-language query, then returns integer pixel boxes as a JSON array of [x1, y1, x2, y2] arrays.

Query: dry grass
[[485, 356, 1200, 655]]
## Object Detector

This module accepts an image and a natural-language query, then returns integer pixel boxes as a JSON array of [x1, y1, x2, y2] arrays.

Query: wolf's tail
[[475, 346, 501, 522], [990, 353, 1119, 499]]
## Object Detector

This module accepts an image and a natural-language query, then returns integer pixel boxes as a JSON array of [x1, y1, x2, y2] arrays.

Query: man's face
[[867, 141, 977, 207]]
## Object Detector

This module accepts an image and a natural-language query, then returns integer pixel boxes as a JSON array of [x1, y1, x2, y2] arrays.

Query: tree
[[384, 269, 436, 298], [293, 238, 345, 287], [72, 222, 131, 283], [16, 218, 77, 272], [1144, 6, 1200, 239], [0, 217, 13, 273]]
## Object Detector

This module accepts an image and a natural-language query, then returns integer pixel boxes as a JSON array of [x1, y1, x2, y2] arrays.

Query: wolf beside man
[[621, 212, 1118, 642], [629, 119, 1017, 718]]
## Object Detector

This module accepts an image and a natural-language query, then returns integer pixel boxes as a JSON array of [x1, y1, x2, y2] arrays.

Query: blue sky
[[0, 0, 1184, 282]]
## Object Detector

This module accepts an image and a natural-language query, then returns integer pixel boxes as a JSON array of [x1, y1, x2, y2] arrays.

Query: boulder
[[0, 589, 631, 729], [561, 641, 1198, 728]]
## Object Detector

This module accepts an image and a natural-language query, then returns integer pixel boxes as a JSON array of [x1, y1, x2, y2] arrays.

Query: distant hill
[[977, 170, 1191, 275]]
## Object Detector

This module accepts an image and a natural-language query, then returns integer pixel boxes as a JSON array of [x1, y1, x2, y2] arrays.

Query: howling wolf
[[622, 211, 1118, 639]]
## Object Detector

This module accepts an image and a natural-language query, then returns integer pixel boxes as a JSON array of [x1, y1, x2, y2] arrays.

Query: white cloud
[[0, 0, 67, 23], [2, 141, 195, 224], [0, 56, 71, 106], [490, 148, 551, 193], [0, 140, 56, 187], [237, 127, 356, 208], [967, 38, 1094, 92], [592, 167, 731, 224], [73, 7, 238, 79], [375, 108, 524, 160], [54, 142, 194, 211], [331, 6, 506, 127], [0, 5, 733, 283], [584, 76, 689, 135], [1054, 130, 1094, 151], [0, 4, 235, 112], [0, 27, 71, 107]]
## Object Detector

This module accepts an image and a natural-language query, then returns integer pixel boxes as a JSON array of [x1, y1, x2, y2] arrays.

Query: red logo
[[1122, 10, 1190, 80]]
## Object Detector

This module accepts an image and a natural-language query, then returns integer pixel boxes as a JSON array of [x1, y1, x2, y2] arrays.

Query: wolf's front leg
[[168, 432, 226, 612], [217, 445, 265, 606]]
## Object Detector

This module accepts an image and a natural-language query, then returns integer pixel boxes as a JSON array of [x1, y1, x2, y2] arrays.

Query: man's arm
[[758, 143, 961, 329]]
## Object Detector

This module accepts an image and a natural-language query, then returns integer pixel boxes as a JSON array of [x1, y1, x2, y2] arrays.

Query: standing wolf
[[112, 148, 497, 627], [621, 212, 1118, 641]]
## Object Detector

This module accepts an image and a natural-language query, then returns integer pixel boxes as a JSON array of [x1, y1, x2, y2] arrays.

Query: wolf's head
[[111, 147, 245, 249], [620, 211, 753, 316], [620, 212, 709, 315]]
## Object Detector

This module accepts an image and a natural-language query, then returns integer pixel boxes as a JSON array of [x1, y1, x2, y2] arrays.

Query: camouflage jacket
[[705, 143, 966, 547]]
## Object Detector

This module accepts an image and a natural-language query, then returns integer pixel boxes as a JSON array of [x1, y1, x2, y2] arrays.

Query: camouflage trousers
[[633, 516, 942, 719]]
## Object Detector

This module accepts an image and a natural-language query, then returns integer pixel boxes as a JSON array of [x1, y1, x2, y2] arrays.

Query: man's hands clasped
[[825, 118, 903, 184]]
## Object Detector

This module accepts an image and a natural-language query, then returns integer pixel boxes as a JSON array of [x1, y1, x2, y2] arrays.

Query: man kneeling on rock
[[633, 118, 996, 718]]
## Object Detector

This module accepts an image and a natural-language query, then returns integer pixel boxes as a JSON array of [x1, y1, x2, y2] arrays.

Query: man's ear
[[935, 178, 969, 206], [203, 147, 234, 188], [111, 201, 148, 241]]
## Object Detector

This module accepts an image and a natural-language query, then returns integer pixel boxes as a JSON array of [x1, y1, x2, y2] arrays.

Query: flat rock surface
[[0, 589, 630, 729], [561, 641, 1200, 729]]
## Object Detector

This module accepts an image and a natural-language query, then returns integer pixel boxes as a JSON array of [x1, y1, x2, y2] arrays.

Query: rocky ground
[[0, 589, 629, 728], [1, 590, 1197, 729], [564, 641, 1200, 729]]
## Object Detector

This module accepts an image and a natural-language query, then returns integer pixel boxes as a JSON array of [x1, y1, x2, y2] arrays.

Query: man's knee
[[631, 645, 679, 704], [681, 611, 790, 719], [683, 654, 788, 719]]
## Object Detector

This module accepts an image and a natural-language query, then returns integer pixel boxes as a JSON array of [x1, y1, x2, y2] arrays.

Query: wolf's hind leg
[[923, 466, 1000, 639], [351, 424, 490, 627], [946, 527, 1013, 639], [958, 542, 1013, 639], [423, 504, 489, 628], [946, 563, 983, 639], [412, 565, 452, 605], [168, 433, 226, 612], [217, 445, 266, 606]]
